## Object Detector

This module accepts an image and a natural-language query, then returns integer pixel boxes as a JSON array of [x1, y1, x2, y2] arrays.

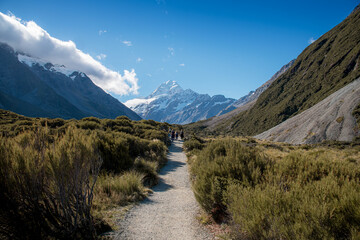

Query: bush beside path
[[115, 140, 212, 240]]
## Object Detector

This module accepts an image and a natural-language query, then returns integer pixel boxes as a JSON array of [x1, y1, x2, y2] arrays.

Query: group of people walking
[[169, 128, 184, 141]]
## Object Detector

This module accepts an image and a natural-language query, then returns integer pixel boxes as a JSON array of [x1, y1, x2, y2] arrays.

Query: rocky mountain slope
[[0, 43, 141, 120], [125, 80, 236, 124], [255, 78, 360, 144], [216, 59, 295, 116], [185, 60, 296, 135], [187, 4, 360, 141]]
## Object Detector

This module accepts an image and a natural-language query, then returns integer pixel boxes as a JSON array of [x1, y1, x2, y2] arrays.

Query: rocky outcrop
[[255, 78, 360, 144]]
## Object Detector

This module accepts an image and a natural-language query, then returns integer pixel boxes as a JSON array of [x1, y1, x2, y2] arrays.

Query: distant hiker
[[171, 130, 175, 141], [175, 131, 179, 140], [180, 130, 184, 140]]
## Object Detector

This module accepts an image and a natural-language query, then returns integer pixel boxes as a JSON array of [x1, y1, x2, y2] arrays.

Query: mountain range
[[0, 43, 141, 120], [217, 59, 295, 116], [125, 80, 236, 124], [125, 57, 295, 125], [186, 4, 360, 143], [1, 3, 359, 145]]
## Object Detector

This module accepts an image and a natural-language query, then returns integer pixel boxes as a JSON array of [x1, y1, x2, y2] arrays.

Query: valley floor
[[114, 140, 212, 240]]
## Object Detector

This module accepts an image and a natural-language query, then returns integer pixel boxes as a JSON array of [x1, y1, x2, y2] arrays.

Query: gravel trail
[[115, 140, 212, 240]]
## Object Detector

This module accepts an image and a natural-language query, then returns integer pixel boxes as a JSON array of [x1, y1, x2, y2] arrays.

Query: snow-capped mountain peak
[[17, 54, 85, 80], [125, 81, 236, 124], [149, 80, 183, 98]]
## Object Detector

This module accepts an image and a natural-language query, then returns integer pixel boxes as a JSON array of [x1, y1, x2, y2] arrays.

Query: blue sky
[[0, 0, 358, 102]]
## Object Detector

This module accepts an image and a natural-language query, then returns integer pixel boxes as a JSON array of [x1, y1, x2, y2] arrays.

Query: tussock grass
[[183, 135, 205, 152], [0, 109, 170, 239], [0, 126, 102, 239], [185, 137, 360, 239], [93, 172, 148, 210], [134, 157, 159, 186]]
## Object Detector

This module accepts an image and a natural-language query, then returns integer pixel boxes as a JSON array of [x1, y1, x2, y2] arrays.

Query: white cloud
[[136, 57, 143, 62], [179, 63, 185, 67], [122, 40, 132, 46], [168, 47, 174, 56], [308, 37, 316, 44], [168, 47, 175, 56], [146, 73, 152, 77], [98, 29, 107, 35], [96, 53, 107, 60], [0, 12, 138, 96], [156, 0, 166, 5]]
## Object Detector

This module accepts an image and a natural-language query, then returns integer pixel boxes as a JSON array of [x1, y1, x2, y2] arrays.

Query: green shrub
[[227, 176, 360, 240], [77, 120, 102, 130], [82, 116, 101, 123], [114, 125, 134, 134], [96, 132, 132, 173], [113, 117, 133, 128], [0, 109, 171, 237], [189, 139, 360, 239], [140, 119, 158, 127], [144, 129, 168, 143], [134, 157, 159, 186], [190, 139, 269, 221], [41, 118, 66, 128], [0, 126, 102, 239], [94, 171, 146, 207], [115, 116, 130, 121], [146, 140, 168, 166], [183, 137, 204, 152]]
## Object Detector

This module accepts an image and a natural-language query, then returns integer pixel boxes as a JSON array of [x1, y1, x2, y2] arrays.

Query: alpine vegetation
[[0, 110, 170, 239]]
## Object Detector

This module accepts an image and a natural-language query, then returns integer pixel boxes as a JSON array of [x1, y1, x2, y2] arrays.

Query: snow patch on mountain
[[125, 97, 158, 109], [18, 54, 81, 80]]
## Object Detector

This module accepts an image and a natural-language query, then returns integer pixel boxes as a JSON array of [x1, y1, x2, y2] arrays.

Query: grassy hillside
[[188, 5, 360, 137], [0, 109, 171, 239], [184, 137, 360, 239], [353, 103, 360, 142]]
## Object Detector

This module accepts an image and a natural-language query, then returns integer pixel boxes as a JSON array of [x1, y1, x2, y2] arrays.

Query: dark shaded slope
[[218, 5, 360, 136], [0, 43, 141, 120], [0, 90, 56, 118], [29, 65, 141, 120], [0, 44, 86, 119]]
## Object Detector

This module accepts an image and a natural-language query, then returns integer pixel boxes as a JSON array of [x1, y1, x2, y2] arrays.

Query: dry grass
[[93, 172, 150, 211], [0, 110, 170, 238], [185, 137, 360, 239]]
